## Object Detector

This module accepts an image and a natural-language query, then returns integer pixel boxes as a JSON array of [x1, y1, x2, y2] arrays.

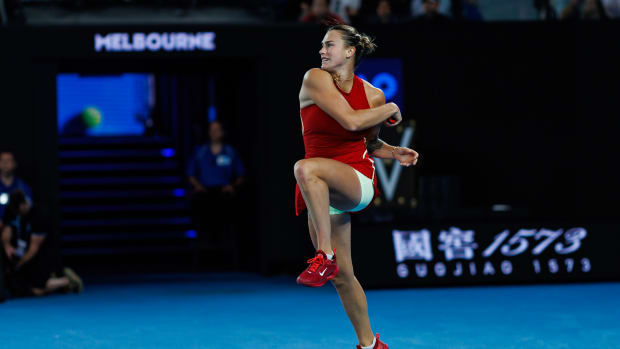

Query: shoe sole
[[296, 266, 339, 288], [63, 267, 84, 293]]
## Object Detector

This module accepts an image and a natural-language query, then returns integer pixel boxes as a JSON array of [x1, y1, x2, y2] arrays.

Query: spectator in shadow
[[1, 0, 25, 25], [330, 0, 362, 24], [299, 0, 345, 24], [414, 0, 452, 22], [187, 121, 245, 244], [0, 151, 32, 229], [601, 0, 620, 17], [365, 0, 403, 24], [461, 0, 483, 20], [411, 0, 451, 19], [2, 190, 83, 298], [535, 0, 559, 19], [559, 0, 611, 19]]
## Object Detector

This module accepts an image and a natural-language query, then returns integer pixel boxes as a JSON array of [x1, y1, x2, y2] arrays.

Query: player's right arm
[[299, 68, 401, 131], [362, 83, 419, 166]]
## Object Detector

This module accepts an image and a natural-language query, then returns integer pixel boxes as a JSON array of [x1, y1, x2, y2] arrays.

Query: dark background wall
[[0, 31, 59, 230], [1, 23, 618, 278]]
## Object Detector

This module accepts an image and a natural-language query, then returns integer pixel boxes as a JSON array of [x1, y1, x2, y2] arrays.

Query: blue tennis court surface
[[2, 273, 619, 349]]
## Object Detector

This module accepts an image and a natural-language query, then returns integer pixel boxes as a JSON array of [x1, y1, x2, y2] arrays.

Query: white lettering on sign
[[95, 32, 216, 52], [434, 262, 447, 277], [415, 263, 428, 277], [438, 227, 478, 261], [392, 229, 433, 263], [396, 263, 409, 278], [532, 258, 591, 274], [393, 227, 591, 280], [482, 227, 588, 258]]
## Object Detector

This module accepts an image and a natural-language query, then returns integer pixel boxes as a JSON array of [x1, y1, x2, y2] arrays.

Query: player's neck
[[332, 68, 355, 93]]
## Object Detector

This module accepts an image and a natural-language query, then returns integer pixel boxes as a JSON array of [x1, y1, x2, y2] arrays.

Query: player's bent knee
[[294, 159, 316, 183], [293, 160, 306, 181]]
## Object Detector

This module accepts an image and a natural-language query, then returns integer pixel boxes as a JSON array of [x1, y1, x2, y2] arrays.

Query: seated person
[[2, 190, 82, 297], [0, 151, 33, 229]]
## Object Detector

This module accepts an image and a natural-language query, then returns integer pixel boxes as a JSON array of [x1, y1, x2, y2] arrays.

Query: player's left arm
[[364, 83, 419, 166]]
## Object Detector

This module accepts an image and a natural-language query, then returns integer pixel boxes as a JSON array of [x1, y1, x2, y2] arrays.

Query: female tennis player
[[293, 25, 419, 349]]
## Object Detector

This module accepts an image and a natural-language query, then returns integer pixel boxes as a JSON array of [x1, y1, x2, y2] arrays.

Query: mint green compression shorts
[[329, 169, 374, 215]]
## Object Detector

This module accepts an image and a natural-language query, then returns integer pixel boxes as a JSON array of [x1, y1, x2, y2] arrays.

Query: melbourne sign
[[94, 32, 216, 52]]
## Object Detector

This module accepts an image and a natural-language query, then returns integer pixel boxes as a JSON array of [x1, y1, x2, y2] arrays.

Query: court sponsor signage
[[392, 227, 592, 280], [94, 32, 216, 52]]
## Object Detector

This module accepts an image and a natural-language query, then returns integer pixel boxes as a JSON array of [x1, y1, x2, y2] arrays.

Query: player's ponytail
[[357, 33, 377, 58], [328, 25, 377, 68]]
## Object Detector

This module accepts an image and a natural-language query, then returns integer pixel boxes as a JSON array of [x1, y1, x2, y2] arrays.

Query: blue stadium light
[[161, 148, 175, 158], [372, 73, 398, 100], [185, 230, 197, 239], [356, 58, 404, 108], [173, 188, 186, 197]]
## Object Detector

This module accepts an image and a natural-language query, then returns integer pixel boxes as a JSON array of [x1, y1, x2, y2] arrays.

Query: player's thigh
[[295, 157, 361, 211], [330, 213, 354, 280]]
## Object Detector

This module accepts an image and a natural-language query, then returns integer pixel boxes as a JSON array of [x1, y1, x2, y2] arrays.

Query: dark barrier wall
[[0, 30, 59, 231], [1, 23, 618, 284]]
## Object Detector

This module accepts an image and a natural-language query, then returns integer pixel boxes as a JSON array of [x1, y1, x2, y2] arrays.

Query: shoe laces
[[306, 253, 325, 273]]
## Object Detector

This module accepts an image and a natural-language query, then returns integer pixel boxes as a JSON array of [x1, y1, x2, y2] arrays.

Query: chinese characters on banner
[[392, 227, 591, 279]]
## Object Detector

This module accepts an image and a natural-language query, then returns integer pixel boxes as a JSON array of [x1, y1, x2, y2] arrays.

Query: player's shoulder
[[303, 68, 332, 85], [360, 78, 386, 107]]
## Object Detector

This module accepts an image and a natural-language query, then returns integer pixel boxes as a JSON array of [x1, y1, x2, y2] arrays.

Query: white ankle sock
[[325, 252, 334, 260], [360, 336, 376, 349]]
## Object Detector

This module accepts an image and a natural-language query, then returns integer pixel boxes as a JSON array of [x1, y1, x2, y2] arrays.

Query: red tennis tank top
[[294, 75, 379, 216]]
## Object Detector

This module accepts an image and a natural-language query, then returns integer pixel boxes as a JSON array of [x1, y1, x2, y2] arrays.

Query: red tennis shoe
[[356, 334, 388, 349], [296, 250, 339, 287]]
